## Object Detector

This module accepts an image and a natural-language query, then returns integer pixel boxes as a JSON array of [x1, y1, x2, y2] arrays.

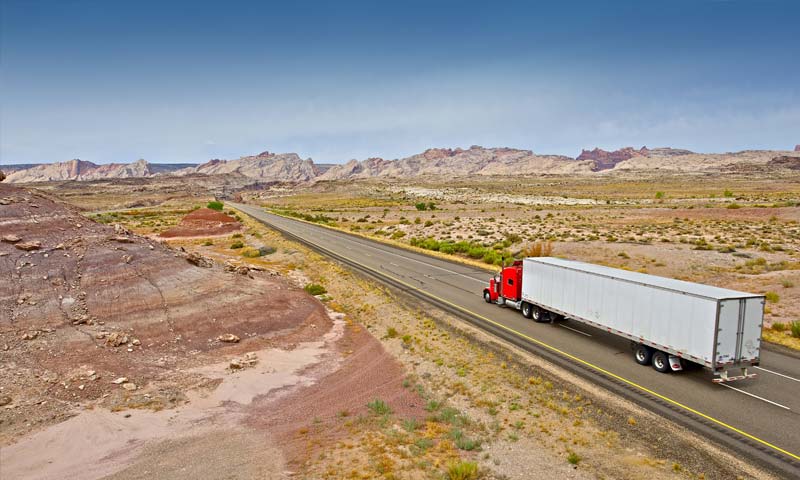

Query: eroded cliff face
[[174, 151, 319, 182]]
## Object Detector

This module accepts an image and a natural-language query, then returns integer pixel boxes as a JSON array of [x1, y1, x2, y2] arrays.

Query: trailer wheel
[[531, 306, 547, 323], [634, 344, 652, 365], [483, 291, 492, 303], [652, 351, 670, 373], [521, 302, 533, 318]]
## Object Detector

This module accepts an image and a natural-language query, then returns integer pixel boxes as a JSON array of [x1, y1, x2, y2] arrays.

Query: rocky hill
[[795, 145, 800, 152], [318, 146, 584, 180], [174, 151, 318, 182], [0, 182, 324, 442], [1, 159, 190, 183], [5, 145, 799, 185]]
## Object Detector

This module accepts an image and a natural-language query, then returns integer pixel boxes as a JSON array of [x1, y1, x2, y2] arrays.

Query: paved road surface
[[233, 203, 800, 477]]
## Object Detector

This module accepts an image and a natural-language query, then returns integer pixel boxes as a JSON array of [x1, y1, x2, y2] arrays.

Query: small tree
[[207, 201, 224, 211]]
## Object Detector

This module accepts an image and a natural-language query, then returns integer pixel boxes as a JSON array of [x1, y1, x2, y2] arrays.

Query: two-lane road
[[233, 203, 800, 476]]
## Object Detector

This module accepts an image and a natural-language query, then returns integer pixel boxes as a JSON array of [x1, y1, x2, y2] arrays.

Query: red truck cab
[[484, 261, 523, 303]]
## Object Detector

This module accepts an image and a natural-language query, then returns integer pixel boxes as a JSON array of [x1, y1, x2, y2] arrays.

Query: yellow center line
[[239, 205, 800, 463]]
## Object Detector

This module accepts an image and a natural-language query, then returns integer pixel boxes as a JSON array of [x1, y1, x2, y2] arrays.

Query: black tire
[[521, 302, 533, 318], [634, 344, 652, 365], [531, 306, 547, 323], [484, 291, 492, 303], [651, 351, 670, 373]]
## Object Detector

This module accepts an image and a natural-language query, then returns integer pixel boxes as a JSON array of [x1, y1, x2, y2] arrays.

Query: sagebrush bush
[[304, 284, 327, 295], [230, 241, 244, 249], [207, 201, 223, 211]]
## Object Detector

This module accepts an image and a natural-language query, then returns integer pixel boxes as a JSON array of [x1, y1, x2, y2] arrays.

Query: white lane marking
[[559, 324, 592, 337], [719, 384, 791, 411], [754, 366, 800, 383], [262, 210, 488, 285]]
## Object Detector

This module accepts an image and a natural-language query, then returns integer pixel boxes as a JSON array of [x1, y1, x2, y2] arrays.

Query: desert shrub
[[232, 233, 243, 238], [655, 191, 665, 199], [386, 327, 399, 338], [450, 428, 481, 451], [230, 241, 244, 249], [724, 189, 734, 197], [241, 247, 261, 257], [391, 231, 406, 239], [523, 240, 553, 257], [414, 202, 428, 211], [765, 291, 780, 303], [304, 284, 327, 295], [791, 321, 800, 339], [727, 203, 741, 209], [782, 279, 795, 288], [207, 201, 224, 211], [447, 461, 478, 480], [772, 322, 787, 332], [258, 246, 276, 256], [202, 240, 214, 246], [567, 451, 581, 465], [366, 399, 391, 415]]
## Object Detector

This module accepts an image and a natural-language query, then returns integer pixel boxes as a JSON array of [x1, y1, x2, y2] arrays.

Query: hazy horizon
[[2, 0, 798, 165]]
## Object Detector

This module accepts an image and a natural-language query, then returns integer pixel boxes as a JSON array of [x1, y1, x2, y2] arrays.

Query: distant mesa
[[795, 145, 800, 152]]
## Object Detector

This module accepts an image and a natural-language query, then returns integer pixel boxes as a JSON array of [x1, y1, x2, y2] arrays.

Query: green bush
[[414, 202, 428, 211], [207, 201, 224, 211], [304, 284, 327, 295], [772, 322, 787, 332], [230, 241, 244, 249], [447, 461, 478, 480], [765, 291, 780, 303], [386, 327, 399, 338], [366, 399, 391, 415], [567, 451, 581, 465], [791, 321, 800, 339]]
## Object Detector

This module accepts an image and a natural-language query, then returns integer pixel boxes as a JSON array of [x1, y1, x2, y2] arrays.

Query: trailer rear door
[[716, 297, 763, 367]]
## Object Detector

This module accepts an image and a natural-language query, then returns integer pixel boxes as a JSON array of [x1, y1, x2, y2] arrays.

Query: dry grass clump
[[523, 240, 553, 257]]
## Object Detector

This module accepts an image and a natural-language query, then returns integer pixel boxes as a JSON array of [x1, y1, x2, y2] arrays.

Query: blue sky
[[1, 0, 798, 165]]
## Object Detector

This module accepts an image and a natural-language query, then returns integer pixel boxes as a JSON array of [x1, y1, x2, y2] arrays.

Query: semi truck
[[483, 257, 763, 382]]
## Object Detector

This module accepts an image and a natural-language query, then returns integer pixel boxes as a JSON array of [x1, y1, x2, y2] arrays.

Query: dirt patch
[[159, 207, 243, 238]]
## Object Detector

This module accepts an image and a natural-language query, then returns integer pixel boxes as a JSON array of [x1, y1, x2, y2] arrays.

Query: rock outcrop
[[769, 155, 800, 170], [175, 151, 318, 182], [0, 170, 5, 182], [795, 145, 800, 152], [318, 146, 582, 180], [576, 146, 652, 171], [5, 159, 157, 183]]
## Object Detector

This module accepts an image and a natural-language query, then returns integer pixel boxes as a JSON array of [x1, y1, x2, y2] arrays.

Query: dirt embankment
[[158, 207, 243, 238], [0, 184, 423, 479]]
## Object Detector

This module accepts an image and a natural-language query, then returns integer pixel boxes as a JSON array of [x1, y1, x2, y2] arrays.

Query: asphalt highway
[[233, 203, 800, 477]]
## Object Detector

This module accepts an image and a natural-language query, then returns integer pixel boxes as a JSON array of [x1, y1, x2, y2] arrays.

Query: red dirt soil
[[159, 207, 243, 238]]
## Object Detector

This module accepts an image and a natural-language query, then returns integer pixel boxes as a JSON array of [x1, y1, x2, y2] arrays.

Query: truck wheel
[[521, 302, 533, 318], [483, 291, 492, 303], [531, 306, 546, 323], [634, 344, 652, 365], [651, 351, 670, 373]]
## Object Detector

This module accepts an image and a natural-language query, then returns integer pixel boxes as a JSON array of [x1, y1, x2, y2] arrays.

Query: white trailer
[[519, 257, 763, 382]]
